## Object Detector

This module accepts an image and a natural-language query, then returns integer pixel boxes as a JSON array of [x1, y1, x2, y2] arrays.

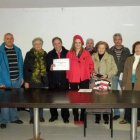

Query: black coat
[[47, 46, 69, 89], [23, 50, 48, 88], [85, 47, 96, 55]]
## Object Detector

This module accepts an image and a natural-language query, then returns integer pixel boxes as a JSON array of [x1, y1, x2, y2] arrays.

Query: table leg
[[29, 108, 44, 140], [131, 108, 137, 140]]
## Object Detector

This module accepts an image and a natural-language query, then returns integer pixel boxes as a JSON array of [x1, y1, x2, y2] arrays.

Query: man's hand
[[21, 79, 24, 86], [24, 83, 29, 89], [50, 64, 56, 70], [0, 85, 6, 88]]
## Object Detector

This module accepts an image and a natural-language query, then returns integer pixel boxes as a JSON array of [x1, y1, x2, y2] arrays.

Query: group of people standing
[[0, 32, 140, 129]]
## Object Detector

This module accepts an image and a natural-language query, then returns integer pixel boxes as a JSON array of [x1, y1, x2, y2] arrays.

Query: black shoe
[[29, 118, 34, 124], [40, 117, 45, 122], [113, 115, 120, 120], [95, 120, 100, 124], [1, 124, 6, 129], [49, 117, 58, 122], [63, 119, 69, 124], [11, 119, 23, 124], [104, 120, 109, 124]]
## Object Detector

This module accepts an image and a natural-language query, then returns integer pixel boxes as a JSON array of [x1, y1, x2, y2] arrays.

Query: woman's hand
[[101, 74, 108, 80], [122, 87, 125, 90], [25, 83, 29, 89], [93, 72, 97, 78], [50, 64, 56, 70]]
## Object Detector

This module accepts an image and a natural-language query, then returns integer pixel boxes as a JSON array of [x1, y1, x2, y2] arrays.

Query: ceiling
[[0, 0, 140, 8]]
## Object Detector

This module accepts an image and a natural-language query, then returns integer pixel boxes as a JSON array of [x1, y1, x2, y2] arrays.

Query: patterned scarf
[[31, 48, 47, 83]]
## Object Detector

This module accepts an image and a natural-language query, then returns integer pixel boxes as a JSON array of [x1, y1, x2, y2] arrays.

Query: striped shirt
[[115, 47, 123, 61], [5, 46, 19, 80]]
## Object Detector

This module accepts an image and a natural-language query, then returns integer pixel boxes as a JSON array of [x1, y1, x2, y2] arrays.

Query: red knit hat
[[73, 35, 84, 45]]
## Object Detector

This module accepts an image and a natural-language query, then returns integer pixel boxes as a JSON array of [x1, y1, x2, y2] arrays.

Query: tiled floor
[[0, 109, 140, 140]]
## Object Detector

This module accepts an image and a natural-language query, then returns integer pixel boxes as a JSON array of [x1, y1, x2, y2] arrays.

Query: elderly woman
[[92, 41, 117, 124], [66, 35, 94, 125], [23, 37, 48, 124], [120, 41, 140, 126]]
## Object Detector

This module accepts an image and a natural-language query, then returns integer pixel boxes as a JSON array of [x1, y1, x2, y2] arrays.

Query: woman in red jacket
[[66, 35, 94, 125]]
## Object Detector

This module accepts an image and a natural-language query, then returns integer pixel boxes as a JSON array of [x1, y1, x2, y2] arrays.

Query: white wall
[[0, 6, 140, 58]]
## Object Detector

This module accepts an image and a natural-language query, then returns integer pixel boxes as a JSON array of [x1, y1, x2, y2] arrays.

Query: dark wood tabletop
[[0, 88, 140, 108]]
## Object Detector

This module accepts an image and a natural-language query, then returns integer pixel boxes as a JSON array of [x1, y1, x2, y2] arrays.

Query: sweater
[[0, 42, 23, 87]]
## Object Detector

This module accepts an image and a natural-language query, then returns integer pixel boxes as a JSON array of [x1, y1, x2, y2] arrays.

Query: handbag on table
[[94, 79, 111, 90]]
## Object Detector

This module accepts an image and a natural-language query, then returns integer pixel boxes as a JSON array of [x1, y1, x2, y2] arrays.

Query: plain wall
[[0, 6, 140, 57]]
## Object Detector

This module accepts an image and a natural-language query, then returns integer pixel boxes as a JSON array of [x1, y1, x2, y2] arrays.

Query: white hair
[[86, 38, 94, 44], [32, 37, 43, 46], [113, 33, 122, 40]]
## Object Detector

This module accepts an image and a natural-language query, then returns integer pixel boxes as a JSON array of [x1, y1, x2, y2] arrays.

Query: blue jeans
[[0, 80, 20, 124], [112, 76, 122, 116], [30, 108, 43, 119]]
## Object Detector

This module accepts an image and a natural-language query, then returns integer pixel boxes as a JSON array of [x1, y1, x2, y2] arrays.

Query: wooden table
[[0, 88, 139, 140]]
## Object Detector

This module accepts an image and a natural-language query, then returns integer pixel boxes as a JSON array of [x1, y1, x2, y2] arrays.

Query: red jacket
[[66, 49, 94, 83]]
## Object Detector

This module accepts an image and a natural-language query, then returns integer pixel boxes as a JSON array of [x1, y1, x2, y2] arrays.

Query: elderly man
[[85, 38, 96, 55], [108, 33, 130, 120], [0, 33, 24, 129], [47, 37, 69, 123]]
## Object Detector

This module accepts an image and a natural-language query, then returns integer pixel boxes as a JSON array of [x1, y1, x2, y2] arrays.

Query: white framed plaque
[[53, 58, 69, 70]]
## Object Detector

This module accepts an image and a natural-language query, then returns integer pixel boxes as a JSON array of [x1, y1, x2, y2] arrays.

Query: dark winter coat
[[47, 46, 69, 89], [23, 49, 48, 88]]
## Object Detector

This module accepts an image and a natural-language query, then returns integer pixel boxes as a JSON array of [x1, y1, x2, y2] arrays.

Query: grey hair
[[113, 33, 122, 40], [86, 38, 94, 44], [32, 37, 43, 46]]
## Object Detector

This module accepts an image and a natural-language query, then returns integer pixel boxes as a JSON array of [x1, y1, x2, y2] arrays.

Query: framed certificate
[[53, 58, 69, 70]]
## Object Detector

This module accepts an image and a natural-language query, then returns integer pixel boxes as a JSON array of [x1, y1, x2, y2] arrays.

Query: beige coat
[[91, 52, 118, 88], [122, 55, 140, 91]]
